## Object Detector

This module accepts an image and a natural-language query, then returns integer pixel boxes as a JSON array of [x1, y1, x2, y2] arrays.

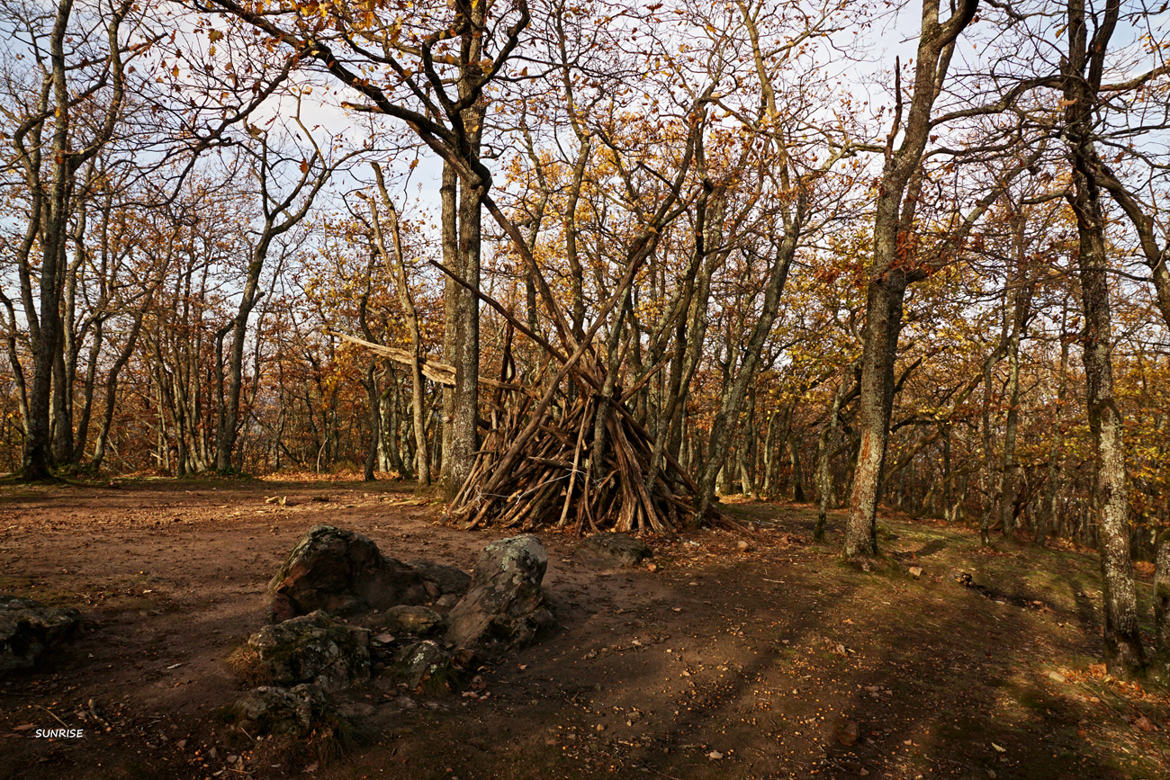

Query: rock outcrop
[[232, 527, 554, 736], [231, 683, 326, 737], [446, 534, 552, 652], [267, 525, 430, 622], [0, 595, 80, 675], [245, 611, 370, 691]]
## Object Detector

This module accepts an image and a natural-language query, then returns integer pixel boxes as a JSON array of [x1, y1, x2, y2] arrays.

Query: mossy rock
[[230, 683, 326, 737], [245, 611, 370, 691]]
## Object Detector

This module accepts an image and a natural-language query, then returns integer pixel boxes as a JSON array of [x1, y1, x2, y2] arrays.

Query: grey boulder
[[267, 525, 429, 622], [579, 533, 651, 567], [446, 534, 553, 652], [0, 595, 80, 675], [245, 611, 370, 691], [231, 683, 326, 736]]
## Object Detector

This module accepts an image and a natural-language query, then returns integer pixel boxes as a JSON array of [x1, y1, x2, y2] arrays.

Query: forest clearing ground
[[0, 478, 1166, 779]]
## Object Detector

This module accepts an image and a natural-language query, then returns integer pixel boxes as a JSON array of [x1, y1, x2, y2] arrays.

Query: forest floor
[[0, 477, 1167, 779]]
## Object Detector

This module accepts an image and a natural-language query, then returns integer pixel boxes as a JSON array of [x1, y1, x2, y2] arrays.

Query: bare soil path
[[0, 478, 1165, 779]]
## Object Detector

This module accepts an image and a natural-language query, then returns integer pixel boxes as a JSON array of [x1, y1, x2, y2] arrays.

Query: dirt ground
[[0, 477, 1167, 779]]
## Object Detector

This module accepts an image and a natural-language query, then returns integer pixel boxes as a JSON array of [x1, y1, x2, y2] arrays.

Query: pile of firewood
[[448, 364, 705, 534]]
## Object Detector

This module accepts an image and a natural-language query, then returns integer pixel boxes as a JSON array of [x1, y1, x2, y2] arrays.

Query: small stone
[[737, 540, 751, 552], [379, 605, 444, 636], [834, 719, 859, 746], [397, 640, 453, 690], [580, 533, 652, 567], [1046, 671, 1066, 683], [707, 750, 723, 760], [908, 565, 923, 578]]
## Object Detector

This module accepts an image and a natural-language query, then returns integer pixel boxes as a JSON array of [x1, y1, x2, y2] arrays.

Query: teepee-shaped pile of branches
[[437, 216, 719, 533], [447, 325, 706, 534]]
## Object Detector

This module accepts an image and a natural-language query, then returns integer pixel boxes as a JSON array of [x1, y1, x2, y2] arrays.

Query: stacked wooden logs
[[448, 361, 706, 534], [334, 328, 708, 533]]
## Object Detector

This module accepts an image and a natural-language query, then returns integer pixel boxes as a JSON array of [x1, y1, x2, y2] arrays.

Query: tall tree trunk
[[1064, 0, 1145, 677], [1069, 163, 1145, 674], [22, 0, 129, 479], [447, 173, 482, 494], [371, 164, 430, 485], [439, 161, 459, 483], [845, 274, 907, 557], [23, 0, 75, 481], [1155, 530, 1170, 660], [843, 0, 979, 558]]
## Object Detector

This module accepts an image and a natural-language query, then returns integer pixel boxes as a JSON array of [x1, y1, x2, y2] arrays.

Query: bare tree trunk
[[1069, 164, 1145, 674], [788, 434, 805, 502], [698, 197, 805, 516], [22, 0, 130, 479], [1039, 306, 1071, 544], [1155, 530, 1170, 659], [363, 365, 379, 481], [91, 310, 148, 470], [761, 410, 779, 497], [218, 133, 331, 473], [378, 380, 404, 476], [846, 274, 907, 557], [815, 376, 849, 541], [23, 1, 74, 481], [998, 279, 1032, 538], [447, 172, 482, 494], [978, 333, 1001, 546], [371, 165, 430, 485], [843, 0, 979, 558], [1064, 0, 1145, 677], [439, 161, 458, 483]]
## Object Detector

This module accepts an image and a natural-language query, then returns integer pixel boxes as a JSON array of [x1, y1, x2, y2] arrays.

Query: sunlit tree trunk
[[1063, 0, 1145, 678], [844, 0, 979, 558]]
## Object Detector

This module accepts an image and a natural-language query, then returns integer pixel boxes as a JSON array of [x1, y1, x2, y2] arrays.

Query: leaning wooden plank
[[327, 330, 522, 391]]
